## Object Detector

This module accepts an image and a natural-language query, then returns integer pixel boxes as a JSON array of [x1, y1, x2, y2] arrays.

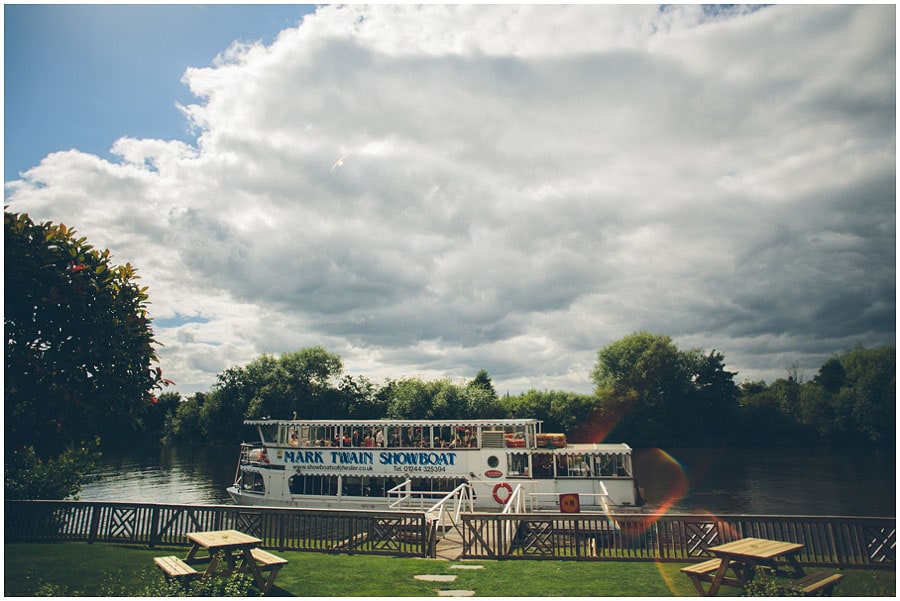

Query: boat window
[[308, 426, 339, 447], [532, 454, 554, 479], [598, 454, 632, 477], [507, 453, 530, 477], [372, 426, 387, 448], [285, 427, 300, 447], [487, 455, 499, 468], [566, 454, 592, 477], [341, 474, 410, 496], [401, 426, 429, 448], [257, 424, 279, 445], [459, 426, 477, 448], [241, 470, 265, 494], [288, 474, 338, 495], [342, 476, 368, 496], [410, 477, 467, 493], [341, 426, 377, 448], [386, 426, 403, 447], [433, 425, 458, 448]]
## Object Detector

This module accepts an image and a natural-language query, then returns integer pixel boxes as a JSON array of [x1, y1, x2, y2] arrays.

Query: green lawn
[[4, 542, 895, 597]]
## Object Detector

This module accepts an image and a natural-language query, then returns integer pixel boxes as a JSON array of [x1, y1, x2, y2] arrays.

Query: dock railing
[[527, 484, 612, 513], [4, 500, 894, 567]]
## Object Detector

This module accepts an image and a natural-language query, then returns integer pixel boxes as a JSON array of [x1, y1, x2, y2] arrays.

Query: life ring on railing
[[492, 482, 513, 504]]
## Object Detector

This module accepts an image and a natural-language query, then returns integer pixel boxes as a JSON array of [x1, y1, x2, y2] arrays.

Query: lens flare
[[643, 448, 690, 515]]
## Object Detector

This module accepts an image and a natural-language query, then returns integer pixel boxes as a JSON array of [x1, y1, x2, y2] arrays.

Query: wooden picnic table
[[682, 537, 806, 596], [182, 529, 285, 594]]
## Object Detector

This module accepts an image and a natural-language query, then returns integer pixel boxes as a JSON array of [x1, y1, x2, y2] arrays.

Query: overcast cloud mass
[[6, 5, 896, 396]]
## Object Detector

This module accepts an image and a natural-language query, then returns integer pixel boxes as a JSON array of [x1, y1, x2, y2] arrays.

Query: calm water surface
[[634, 446, 895, 517], [77, 443, 896, 517]]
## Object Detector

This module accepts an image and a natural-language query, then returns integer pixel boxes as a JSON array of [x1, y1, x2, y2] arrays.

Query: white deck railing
[[526, 482, 612, 513]]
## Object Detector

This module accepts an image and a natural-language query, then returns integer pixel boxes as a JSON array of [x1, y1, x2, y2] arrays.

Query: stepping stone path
[[414, 575, 457, 582], [414, 564, 483, 597]]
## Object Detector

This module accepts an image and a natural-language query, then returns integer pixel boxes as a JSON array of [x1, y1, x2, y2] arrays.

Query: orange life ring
[[492, 482, 513, 504]]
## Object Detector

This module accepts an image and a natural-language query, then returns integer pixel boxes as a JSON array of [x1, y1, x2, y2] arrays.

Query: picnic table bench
[[249, 548, 290, 593], [680, 558, 748, 595], [780, 571, 844, 597], [153, 555, 199, 580]]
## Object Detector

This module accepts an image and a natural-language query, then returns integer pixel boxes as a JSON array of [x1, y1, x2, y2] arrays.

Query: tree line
[[157, 335, 895, 449]]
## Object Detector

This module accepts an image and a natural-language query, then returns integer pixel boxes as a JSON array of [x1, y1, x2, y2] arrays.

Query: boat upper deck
[[244, 418, 631, 454]]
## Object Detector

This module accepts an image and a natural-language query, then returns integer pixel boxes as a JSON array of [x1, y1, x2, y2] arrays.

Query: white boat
[[227, 418, 642, 513]]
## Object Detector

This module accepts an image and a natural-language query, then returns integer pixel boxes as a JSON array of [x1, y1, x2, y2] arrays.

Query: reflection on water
[[78, 442, 236, 505], [634, 446, 896, 517], [78, 442, 896, 517]]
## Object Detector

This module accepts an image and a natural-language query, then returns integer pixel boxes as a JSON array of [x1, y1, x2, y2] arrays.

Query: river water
[[76, 443, 896, 517]]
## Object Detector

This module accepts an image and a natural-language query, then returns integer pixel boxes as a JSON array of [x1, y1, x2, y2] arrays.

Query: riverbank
[[4, 542, 895, 596]]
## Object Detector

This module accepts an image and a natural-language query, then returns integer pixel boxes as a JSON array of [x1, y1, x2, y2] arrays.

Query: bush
[[743, 567, 800, 597], [5, 441, 99, 500]]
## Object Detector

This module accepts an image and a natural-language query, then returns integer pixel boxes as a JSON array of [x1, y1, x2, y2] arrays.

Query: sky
[[4, 4, 896, 398]]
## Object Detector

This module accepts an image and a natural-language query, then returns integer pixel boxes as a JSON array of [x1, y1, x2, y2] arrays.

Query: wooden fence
[[4, 500, 431, 557], [462, 512, 895, 568], [5, 500, 894, 568]]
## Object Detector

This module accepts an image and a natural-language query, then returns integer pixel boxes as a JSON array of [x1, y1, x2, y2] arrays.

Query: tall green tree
[[814, 346, 895, 444], [5, 211, 169, 456], [591, 332, 694, 444], [591, 333, 741, 445], [5, 211, 169, 500], [237, 347, 344, 420]]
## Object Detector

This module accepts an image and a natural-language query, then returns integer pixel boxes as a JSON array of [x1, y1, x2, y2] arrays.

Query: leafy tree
[[340, 374, 386, 419], [382, 375, 505, 421], [738, 347, 894, 447], [835, 346, 894, 444], [5, 211, 169, 457], [502, 389, 598, 435], [687, 350, 741, 437], [591, 332, 695, 444], [238, 347, 344, 420], [813, 356, 846, 394], [502, 389, 555, 427], [144, 391, 181, 438], [591, 333, 743, 445], [165, 392, 204, 443], [464, 384, 506, 419], [468, 369, 498, 399], [4, 440, 99, 500], [738, 382, 804, 444], [384, 378, 443, 419]]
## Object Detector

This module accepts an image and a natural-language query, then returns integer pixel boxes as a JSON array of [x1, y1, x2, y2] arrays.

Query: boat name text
[[281, 450, 458, 467]]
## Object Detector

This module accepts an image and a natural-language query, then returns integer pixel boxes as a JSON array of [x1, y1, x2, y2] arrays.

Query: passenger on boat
[[375, 429, 385, 447], [462, 430, 473, 447], [571, 456, 591, 476], [289, 429, 299, 447]]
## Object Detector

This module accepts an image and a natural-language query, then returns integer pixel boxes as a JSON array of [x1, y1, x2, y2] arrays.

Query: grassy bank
[[4, 542, 895, 597]]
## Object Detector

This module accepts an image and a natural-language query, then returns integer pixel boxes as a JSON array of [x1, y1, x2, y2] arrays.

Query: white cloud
[[7, 5, 895, 395]]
